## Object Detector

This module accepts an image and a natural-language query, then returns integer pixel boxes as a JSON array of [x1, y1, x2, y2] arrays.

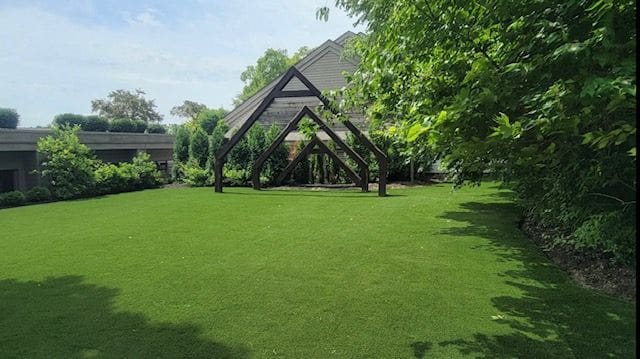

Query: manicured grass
[[0, 184, 635, 358]]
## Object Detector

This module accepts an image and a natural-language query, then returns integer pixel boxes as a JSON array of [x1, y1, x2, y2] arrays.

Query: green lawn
[[0, 184, 635, 358]]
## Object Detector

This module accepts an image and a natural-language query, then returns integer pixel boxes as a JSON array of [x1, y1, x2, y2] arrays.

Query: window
[[0, 169, 17, 193]]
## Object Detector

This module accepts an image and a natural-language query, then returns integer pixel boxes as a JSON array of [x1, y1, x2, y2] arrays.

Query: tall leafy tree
[[189, 127, 210, 169], [0, 108, 19, 128], [192, 108, 228, 134], [322, 1, 636, 263], [91, 89, 163, 123], [234, 47, 311, 105], [170, 100, 208, 120]]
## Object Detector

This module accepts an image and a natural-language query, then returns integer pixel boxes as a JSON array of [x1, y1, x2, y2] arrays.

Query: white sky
[[0, 1, 364, 127]]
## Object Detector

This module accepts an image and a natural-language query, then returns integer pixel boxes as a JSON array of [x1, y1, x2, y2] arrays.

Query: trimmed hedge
[[53, 113, 86, 128], [146, 124, 167, 134], [82, 116, 109, 132], [109, 119, 147, 133], [0, 191, 26, 207], [0, 108, 19, 129], [25, 186, 51, 202]]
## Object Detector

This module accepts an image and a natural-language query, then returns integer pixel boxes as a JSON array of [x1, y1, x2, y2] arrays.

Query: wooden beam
[[214, 65, 388, 196], [275, 138, 319, 185], [251, 106, 369, 192]]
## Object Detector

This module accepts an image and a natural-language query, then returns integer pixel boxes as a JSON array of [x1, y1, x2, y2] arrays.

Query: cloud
[[124, 7, 162, 27], [0, 1, 364, 127]]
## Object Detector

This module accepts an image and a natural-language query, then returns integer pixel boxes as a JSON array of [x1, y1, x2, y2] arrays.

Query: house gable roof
[[224, 32, 360, 133]]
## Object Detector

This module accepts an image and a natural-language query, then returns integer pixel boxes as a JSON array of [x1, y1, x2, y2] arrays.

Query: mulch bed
[[521, 217, 636, 302]]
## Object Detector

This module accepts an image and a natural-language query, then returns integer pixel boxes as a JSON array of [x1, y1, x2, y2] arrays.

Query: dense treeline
[[324, 0, 636, 264]]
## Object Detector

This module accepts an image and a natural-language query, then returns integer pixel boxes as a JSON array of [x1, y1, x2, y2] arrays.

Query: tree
[[265, 123, 290, 183], [173, 126, 190, 169], [234, 47, 311, 105], [191, 108, 227, 134], [189, 127, 209, 169], [0, 108, 19, 128], [323, 1, 637, 263], [209, 119, 229, 172], [52, 113, 86, 128], [37, 126, 97, 199], [91, 89, 163, 123], [170, 100, 207, 120]]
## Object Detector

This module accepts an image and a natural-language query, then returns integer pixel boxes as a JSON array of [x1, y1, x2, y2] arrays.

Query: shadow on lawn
[[0, 276, 248, 358], [426, 201, 636, 358]]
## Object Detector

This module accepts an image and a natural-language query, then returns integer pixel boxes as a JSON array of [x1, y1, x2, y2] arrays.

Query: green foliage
[[170, 100, 207, 120], [25, 186, 51, 203], [53, 113, 86, 128], [146, 124, 167, 134], [0, 191, 26, 207], [37, 127, 97, 199], [223, 168, 250, 187], [331, 0, 637, 263], [91, 89, 163, 123], [291, 141, 310, 184], [234, 47, 311, 105], [94, 153, 162, 194], [209, 119, 229, 168], [265, 123, 289, 183], [226, 124, 270, 185], [173, 126, 190, 164], [191, 108, 227, 134], [181, 160, 210, 187], [189, 126, 209, 169], [0, 108, 19, 128], [82, 116, 109, 132], [108, 119, 147, 133]]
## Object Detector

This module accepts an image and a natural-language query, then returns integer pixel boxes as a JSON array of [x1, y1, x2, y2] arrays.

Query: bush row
[[0, 108, 20, 129], [0, 186, 51, 208], [52, 113, 166, 134], [0, 127, 167, 209]]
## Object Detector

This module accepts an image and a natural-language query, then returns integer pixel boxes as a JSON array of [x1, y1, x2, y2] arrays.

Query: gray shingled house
[[223, 31, 366, 144]]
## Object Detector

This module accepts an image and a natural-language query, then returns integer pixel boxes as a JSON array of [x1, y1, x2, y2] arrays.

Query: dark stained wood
[[275, 137, 319, 185], [273, 90, 316, 98], [251, 106, 369, 192], [275, 136, 362, 186], [215, 66, 388, 196], [313, 137, 362, 186]]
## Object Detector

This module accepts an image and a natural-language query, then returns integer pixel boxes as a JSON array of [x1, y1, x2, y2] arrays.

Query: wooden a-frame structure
[[214, 66, 388, 196], [251, 106, 369, 192], [274, 136, 362, 186]]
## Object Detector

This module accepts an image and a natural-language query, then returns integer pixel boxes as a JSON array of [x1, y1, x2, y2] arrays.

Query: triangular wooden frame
[[214, 66, 388, 196], [275, 136, 362, 186], [251, 106, 369, 192]]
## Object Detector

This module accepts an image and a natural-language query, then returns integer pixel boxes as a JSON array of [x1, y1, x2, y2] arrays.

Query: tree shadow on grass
[[430, 201, 636, 358], [0, 276, 249, 358]]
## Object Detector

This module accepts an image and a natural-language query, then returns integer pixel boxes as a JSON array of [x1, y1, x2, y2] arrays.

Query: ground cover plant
[[0, 184, 634, 358]]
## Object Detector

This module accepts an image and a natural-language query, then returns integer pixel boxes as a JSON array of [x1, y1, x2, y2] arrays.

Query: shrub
[[95, 153, 162, 194], [173, 126, 190, 180], [223, 168, 250, 187], [193, 108, 227, 134], [82, 116, 109, 132], [181, 161, 210, 187], [109, 119, 147, 133], [0, 108, 19, 129], [189, 126, 209, 169], [265, 123, 289, 183], [0, 191, 26, 207], [37, 126, 97, 199], [208, 119, 229, 173], [25, 186, 51, 202], [146, 124, 167, 134], [53, 113, 86, 128]]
